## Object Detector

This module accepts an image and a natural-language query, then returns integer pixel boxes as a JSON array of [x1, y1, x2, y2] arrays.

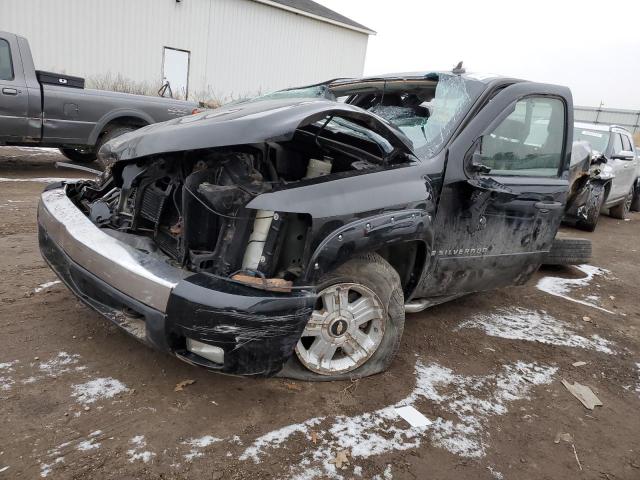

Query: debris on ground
[[329, 450, 350, 470], [174, 379, 196, 392], [395, 405, 432, 427], [572, 443, 583, 470], [554, 432, 573, 444], [561, 379, 603, 409], [582, 316, 592, 322], [310, 431, 318, 444], [572, 361, 588, 367], [285, 382, 302, 391]]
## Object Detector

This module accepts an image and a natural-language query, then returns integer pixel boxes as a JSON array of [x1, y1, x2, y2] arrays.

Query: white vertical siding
[[0, 0, 368, 100]]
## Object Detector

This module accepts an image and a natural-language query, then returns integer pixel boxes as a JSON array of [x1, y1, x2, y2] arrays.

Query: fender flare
[[88, 109, 155, 145], [302, 209, 433, 284]]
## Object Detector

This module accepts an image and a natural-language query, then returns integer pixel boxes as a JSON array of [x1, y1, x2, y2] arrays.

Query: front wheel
[[575, 182, 605, 232], [280, 253, 405, 381], [59, 147, 97, 163]]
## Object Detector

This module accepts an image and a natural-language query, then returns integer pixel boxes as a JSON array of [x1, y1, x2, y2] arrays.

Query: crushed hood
[[101, 98, 415, 162]]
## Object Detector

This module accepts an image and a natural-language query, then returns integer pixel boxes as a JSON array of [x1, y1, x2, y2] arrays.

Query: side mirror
[[611, 150, 635, 161], [467, 138, 492, 174]]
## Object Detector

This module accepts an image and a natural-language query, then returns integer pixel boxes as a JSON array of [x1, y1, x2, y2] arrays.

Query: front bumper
[[37, 186, 315, 376]]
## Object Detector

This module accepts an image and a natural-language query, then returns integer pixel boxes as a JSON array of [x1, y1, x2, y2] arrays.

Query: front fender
[[302, 209, 433, 283]]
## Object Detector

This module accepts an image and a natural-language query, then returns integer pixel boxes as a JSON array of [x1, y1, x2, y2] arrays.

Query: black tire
[[609, 186, 633, 219], [542, 237, 592, 266], [58, 147, 97, 163], [575, 183, 605, 232], [95, 126, 136, 170], [278, 253, 405, 381], [631, 182, 640, 212]]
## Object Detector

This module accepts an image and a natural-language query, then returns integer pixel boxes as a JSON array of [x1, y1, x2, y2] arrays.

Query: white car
[[573, 122, 639, 218]]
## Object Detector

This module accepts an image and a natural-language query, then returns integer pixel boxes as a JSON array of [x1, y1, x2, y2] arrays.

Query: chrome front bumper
[[37, 187, 183, 311]]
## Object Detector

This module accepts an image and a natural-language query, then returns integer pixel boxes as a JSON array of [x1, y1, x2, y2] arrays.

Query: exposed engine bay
[[67, 115, 415, 286]]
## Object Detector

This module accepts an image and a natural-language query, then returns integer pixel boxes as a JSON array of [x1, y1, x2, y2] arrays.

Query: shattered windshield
[[249, 74, 482, 158], [369, 75, 479, 158]]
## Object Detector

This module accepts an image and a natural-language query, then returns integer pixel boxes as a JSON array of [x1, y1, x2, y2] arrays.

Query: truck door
[[0, 34, 29, 141], [419, 82, 572, 297]]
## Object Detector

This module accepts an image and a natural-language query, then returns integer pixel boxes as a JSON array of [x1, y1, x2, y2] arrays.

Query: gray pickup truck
[[0, 31, 197, 163]]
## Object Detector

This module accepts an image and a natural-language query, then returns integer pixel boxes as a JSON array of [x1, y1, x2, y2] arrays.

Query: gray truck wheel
[[631, 183, 640, 212], [610, 186, 633, 219], [59, 147, 97, 163], [95, 126, 136, 170], [279, 253, 405, 381], [543, 237, 592, 266]]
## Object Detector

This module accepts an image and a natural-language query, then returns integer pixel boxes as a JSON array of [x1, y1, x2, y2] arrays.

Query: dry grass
[[85, 72, 255, 108]]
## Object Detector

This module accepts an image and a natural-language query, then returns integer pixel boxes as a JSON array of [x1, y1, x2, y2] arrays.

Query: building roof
[[251, 0, 375, 35]]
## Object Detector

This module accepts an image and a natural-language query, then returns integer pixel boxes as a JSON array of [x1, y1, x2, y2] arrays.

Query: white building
[[0, 0, 373, 101]]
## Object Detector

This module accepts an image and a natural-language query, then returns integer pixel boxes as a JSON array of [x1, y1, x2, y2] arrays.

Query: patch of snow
[[40, 457, 64, 477], [12, 146, 61, 154], [537, 265, 614, 313], [39, 352, 80, 375], [458, 307, 615, 354], [636, 363, 640, 397], [488, 466, 504, 479], [371, 465, 395, 480], [0, 466, 9, 473], [71, 377, 128, 404], [34, 280, 61, 293], [240, 360, 557, 478], [76, 439, 100, 451], [0, 177, 80, 183], [0, 360, 18, 370], [0, 361, 18, 391], [183, 435, 223, 461], [353, 466, 362, 476], [0, 376, 14, 391], [127, 435, 156, 463]]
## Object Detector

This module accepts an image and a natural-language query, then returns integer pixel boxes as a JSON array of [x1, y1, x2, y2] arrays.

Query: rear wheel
[[631, 182, 640, 212], [609, 186, 633, 219], [95, 126, 136, 170], [59, 147, 97, 163], [280, 253, 405, 381], [542, 237, 592, 266]]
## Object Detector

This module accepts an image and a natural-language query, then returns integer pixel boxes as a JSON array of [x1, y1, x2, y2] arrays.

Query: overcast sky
[[317, 0, 640, 110]]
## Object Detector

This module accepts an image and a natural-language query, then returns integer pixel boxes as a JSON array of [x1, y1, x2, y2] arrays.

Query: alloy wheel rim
[[295, 283, 385, 375]]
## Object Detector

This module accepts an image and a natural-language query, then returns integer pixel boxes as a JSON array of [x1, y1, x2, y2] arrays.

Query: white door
[[162, 47, 190, 99]]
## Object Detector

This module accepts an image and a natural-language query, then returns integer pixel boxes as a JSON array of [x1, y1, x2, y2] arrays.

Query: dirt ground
[[0, 147, 639, 480]]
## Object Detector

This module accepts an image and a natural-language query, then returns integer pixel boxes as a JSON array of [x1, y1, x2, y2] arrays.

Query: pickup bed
[[0, 31, 197, 162]]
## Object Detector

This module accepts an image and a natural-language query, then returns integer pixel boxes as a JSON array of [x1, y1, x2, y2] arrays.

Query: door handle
[[2, 87, 18, 95], [534, 201, 563, 212]]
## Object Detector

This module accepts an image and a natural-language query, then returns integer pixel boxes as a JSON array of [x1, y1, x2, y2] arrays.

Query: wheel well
[[99, 116, 148, 138], [375, 241, 427, 298], [603, 181, 612, 203]]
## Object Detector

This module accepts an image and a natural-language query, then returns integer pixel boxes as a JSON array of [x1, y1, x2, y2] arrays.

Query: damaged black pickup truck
[[38, 70, 574, 380]]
